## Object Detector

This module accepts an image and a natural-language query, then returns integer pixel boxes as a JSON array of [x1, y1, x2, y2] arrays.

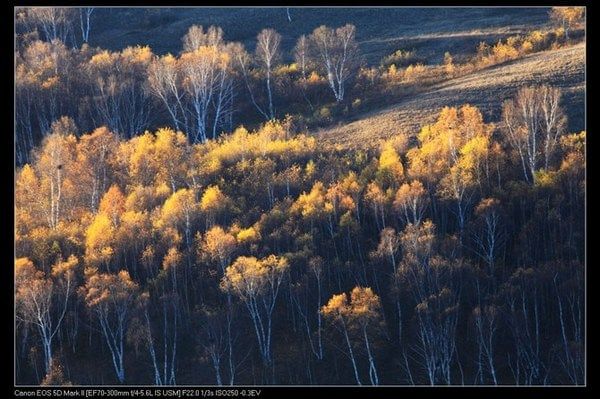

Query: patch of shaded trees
[[15, 89, 585, 385], [15, 14, 363, 164]]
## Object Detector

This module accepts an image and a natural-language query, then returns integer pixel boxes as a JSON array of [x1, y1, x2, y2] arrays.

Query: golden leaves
[[196, 121, 316, 177], [162, 247, 182, 271], [393, 180, 426, 213], [292, 181, 330, 220], [322, 287, 382, 325], [15, 257, 39, 284], [365, 182, 390, 208], [237, 226, 260, 243], [201, 225, 237, 265], [158, 188, 198, 229], [378, 141, 404, 179], [321, 293, 348, 318], [121, 45, 153, 65], [80, 268, 139, 309], [200, 185, 226, 214], [408, 105, 493, 197], [85, 214, 114, 257], [51, 254, 79, 278], [550, 7, 585, 27], [90, 50, 114, 67], [99, 185, 126, 223], [475, 198, 500, 217], [221, 254, 289, 299]]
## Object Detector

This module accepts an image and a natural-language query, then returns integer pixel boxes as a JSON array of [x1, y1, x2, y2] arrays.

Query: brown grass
[[317, 42, 584, 149]]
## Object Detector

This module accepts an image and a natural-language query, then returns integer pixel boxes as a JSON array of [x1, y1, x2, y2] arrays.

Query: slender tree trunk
[[340, 319, 361, 385]]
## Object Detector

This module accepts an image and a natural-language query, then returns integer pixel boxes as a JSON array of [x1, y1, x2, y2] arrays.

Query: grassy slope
[[86, 8, 583, 148], [318, 42, 585, 149], [90, 7, 550, 63]]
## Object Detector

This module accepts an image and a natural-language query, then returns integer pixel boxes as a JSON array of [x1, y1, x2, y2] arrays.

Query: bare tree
[[307, 24, 360, 102], [396, 221, 462, 384], [148, 54, 187, 131], [231, 42, 269, 120], [473, 305, 499, 384], [182, 25, 224, 52], [294, 35, 310, 79], [471, 198, 505, 276], [178, 26, 234, 142], [294, 34, 315, 110], [79, 7, 94, 43], [255, 29, 281, 120], [85, 46, 153, 139], [539, 86, 566, 170], [502, 85, 566, 183], [16, 39, 72, 147], [15, 257, 78, 375], [27, 7, 76, 45], [553, 266, 584, 385], [291, 257, 325, 362]]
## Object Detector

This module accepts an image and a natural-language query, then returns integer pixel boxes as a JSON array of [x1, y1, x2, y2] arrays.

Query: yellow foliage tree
[[99, 185, 126, 226], [393, 180, 428, 225], [157, 188, 198, 246], [85, 213, 115, 269], [199, 185, 228, 227], [292, 181, 331, 226], [378, 141, 404, 186], [322, 286, 382, 385], [550, 7, 585, 39], [79, 268, 140, 383], [221, 254, 289, 364], [153, 128, 190, 192], [200, 225, 237, 272]]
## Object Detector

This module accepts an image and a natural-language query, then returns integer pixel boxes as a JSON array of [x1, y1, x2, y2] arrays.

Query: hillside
[[90, 7, 551, 63], [15, 7, 586, 386], [318, 42, 585, 149]]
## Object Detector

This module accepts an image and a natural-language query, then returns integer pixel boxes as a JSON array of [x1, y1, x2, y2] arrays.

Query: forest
[[14, 7, 585, 385]]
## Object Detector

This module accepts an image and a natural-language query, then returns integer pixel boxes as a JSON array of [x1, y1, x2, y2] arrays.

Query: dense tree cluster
[[15, 7, 585, 165], [16, 83, 585, 384], [15, 12, 362, 164]]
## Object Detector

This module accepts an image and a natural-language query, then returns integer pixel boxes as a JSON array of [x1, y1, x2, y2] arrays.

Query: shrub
[[403, 63, 427, 81], [443, 52, 455, 74], [491, 40, 520, 63], [318, 106, 331, 120], [381, 49, 422, 68]]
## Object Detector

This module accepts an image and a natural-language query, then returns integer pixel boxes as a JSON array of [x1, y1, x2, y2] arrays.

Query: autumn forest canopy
[[14, 7, 585, 386]]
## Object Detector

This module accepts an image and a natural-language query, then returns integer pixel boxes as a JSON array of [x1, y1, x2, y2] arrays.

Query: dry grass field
[[318, 42, 585, 149], [88, 7, 584, 150], [91, 7, 550, 63]]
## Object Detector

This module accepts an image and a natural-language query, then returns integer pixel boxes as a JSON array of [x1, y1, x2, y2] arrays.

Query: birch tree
[[322, 286, 383, 385], [307, 24, 360, 102], [79, 7, 94, 43], [220, 255, 289, 365], [148, 54, 186, 132], [255, 29, 281, 120], [15, 256, 78, 375], [79, 268, 140, 383], [550, 7, 584, 39], [501, 85, 566, 183], [27, 7, 75, 45]]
